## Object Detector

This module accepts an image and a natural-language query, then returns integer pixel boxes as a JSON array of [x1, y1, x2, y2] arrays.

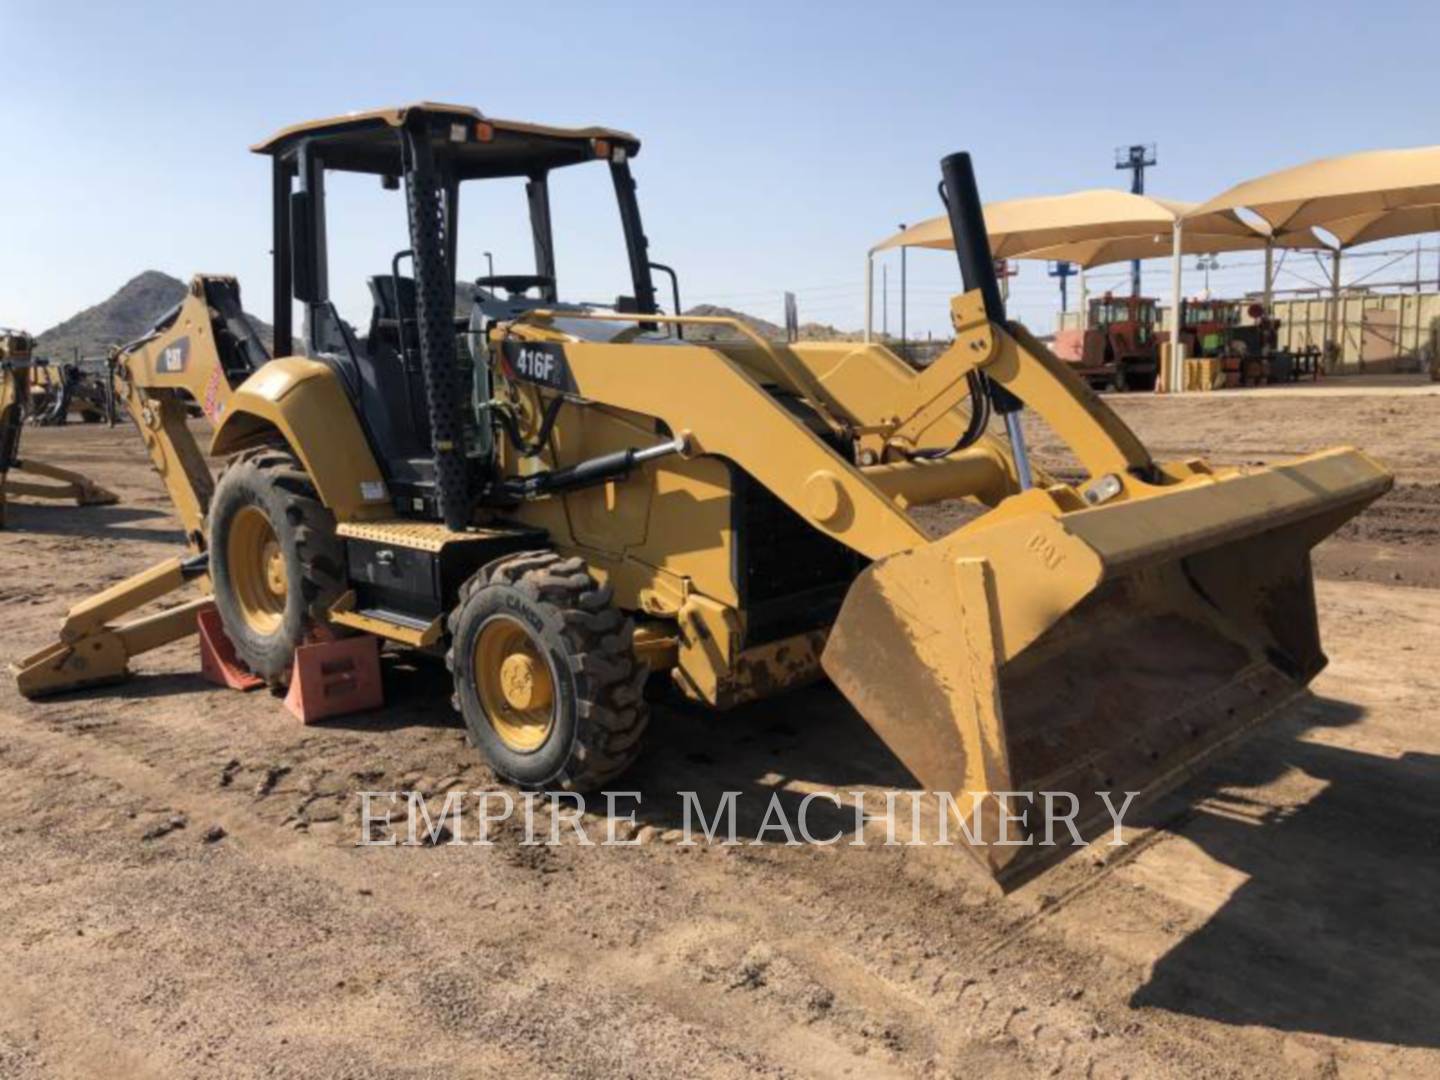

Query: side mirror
[[290, 190, 326, 303]]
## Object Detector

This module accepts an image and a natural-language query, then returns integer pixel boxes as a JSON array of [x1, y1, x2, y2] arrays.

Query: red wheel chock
[[198, 606, 265, 691], [282, 635, 383, 724]]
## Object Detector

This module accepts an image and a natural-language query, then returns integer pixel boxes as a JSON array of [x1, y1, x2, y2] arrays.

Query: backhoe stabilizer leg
[[14, 555, 211, 699], [4, 459, 120, 507]]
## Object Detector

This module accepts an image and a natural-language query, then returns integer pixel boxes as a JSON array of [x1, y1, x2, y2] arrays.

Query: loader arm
[[502, 313, 932, 561], [502, 297, 1175, 562]]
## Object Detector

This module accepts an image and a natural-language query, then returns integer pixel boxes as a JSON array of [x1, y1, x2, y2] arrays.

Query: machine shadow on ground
[[323, 653, 913, 838], [2, 503, 182, 544], [1130, 696, 1440, 1049], [295, 648, 910, 840], [623, 682, 918, 839]]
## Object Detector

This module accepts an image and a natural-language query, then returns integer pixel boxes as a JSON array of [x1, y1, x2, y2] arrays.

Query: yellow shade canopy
[[1187, 146, 1440, 246], [871, 189, 1260, 257]]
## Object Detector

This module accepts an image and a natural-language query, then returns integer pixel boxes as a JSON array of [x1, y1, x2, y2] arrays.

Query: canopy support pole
[[1077, 269, 1088, 331], [1167, 221, 1185, 392], [864, 251, 874, 343], [1329, 248, 1343, 372], [1263, 238, 1274, 308]]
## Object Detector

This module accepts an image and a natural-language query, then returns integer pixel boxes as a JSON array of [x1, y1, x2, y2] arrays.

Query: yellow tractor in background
[[1, 328, 118, 527], [26, 355, 114, 425], [15, 104, 1391, 887]]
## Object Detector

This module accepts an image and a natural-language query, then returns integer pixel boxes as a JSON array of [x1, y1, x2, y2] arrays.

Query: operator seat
[[355, 275, 439, 500]]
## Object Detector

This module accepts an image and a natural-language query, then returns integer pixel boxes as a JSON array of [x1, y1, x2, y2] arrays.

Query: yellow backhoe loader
[[1, 328, 118, 527], [27, 355, 114, 425], [14, 104, 1391, 887]]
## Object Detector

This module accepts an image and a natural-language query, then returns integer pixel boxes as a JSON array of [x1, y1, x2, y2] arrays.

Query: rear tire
[[447, 551, 648, 791], [208, 445, 347, 685]]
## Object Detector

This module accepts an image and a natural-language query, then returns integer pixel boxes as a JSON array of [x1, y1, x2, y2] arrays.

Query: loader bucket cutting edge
[[821, 447, 1392, 890]]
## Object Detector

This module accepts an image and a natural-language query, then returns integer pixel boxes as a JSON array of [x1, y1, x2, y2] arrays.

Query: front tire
[[208, 446, 347, 684], [447, 551, 648, 791]]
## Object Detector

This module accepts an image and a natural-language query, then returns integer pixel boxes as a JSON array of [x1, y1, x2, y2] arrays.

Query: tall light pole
[[1116, 144, 1157, 297], [1048, 260, 1077, 313], [1195, 253, 1219, 294]]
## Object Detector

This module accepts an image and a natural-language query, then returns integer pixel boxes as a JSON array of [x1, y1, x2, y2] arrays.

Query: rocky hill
[[35, 271, 278, 360]]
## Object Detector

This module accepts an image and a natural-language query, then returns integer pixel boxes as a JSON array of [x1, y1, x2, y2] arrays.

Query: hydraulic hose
[[907, 370, 991, 460], [492, 393, 565, 458]]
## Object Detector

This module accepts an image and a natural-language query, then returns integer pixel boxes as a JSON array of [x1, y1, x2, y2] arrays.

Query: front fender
[[211, 357, 390, 522]]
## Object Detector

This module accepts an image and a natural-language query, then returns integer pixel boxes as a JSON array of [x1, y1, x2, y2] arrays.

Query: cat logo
[[157, 336, 190, 374], [500, 340, 575, 392]]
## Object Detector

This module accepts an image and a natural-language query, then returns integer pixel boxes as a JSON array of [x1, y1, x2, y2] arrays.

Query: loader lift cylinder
[[939, 152, 1033, 487]]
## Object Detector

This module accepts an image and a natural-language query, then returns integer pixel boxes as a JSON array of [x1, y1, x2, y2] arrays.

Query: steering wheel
[[475, 274, 554, 297]]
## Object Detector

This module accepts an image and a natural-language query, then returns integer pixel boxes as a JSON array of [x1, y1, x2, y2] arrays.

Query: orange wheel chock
[[282, 635, 383, 724], [198, 606, 265, 691]]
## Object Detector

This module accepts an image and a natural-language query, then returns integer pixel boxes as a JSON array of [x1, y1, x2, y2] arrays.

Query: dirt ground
[[1, 387, 1437, 1079]]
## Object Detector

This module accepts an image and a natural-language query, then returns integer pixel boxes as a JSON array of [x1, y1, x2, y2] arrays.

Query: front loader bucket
[[823, 447, 1391, 889]]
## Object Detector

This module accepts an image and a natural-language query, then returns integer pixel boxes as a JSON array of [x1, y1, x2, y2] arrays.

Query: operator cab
[[252, 103, 677, 524]]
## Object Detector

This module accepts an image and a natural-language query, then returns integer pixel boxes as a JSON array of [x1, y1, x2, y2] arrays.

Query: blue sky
[[3, 0, 1437, 341]]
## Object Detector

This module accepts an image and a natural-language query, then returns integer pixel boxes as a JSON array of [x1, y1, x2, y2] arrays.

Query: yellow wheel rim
[[474, 617, 556, 753], [228, 504, 288, 635]]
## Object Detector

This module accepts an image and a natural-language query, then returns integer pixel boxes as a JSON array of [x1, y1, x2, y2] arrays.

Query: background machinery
[[1, 328, 118, 527], [15, 104, 1391, 887], [1165, 299, 1307, 387], [1072, 294, 1160, 391], [1174, 298, 1241, 360], [27, 355, 115, 425]]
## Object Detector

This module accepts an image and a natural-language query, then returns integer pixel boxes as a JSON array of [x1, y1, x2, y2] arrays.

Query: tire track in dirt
[[0, 678, 1250, 1078], [1, 672, 1010, 1076], [0, 716, 804, 1077]]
